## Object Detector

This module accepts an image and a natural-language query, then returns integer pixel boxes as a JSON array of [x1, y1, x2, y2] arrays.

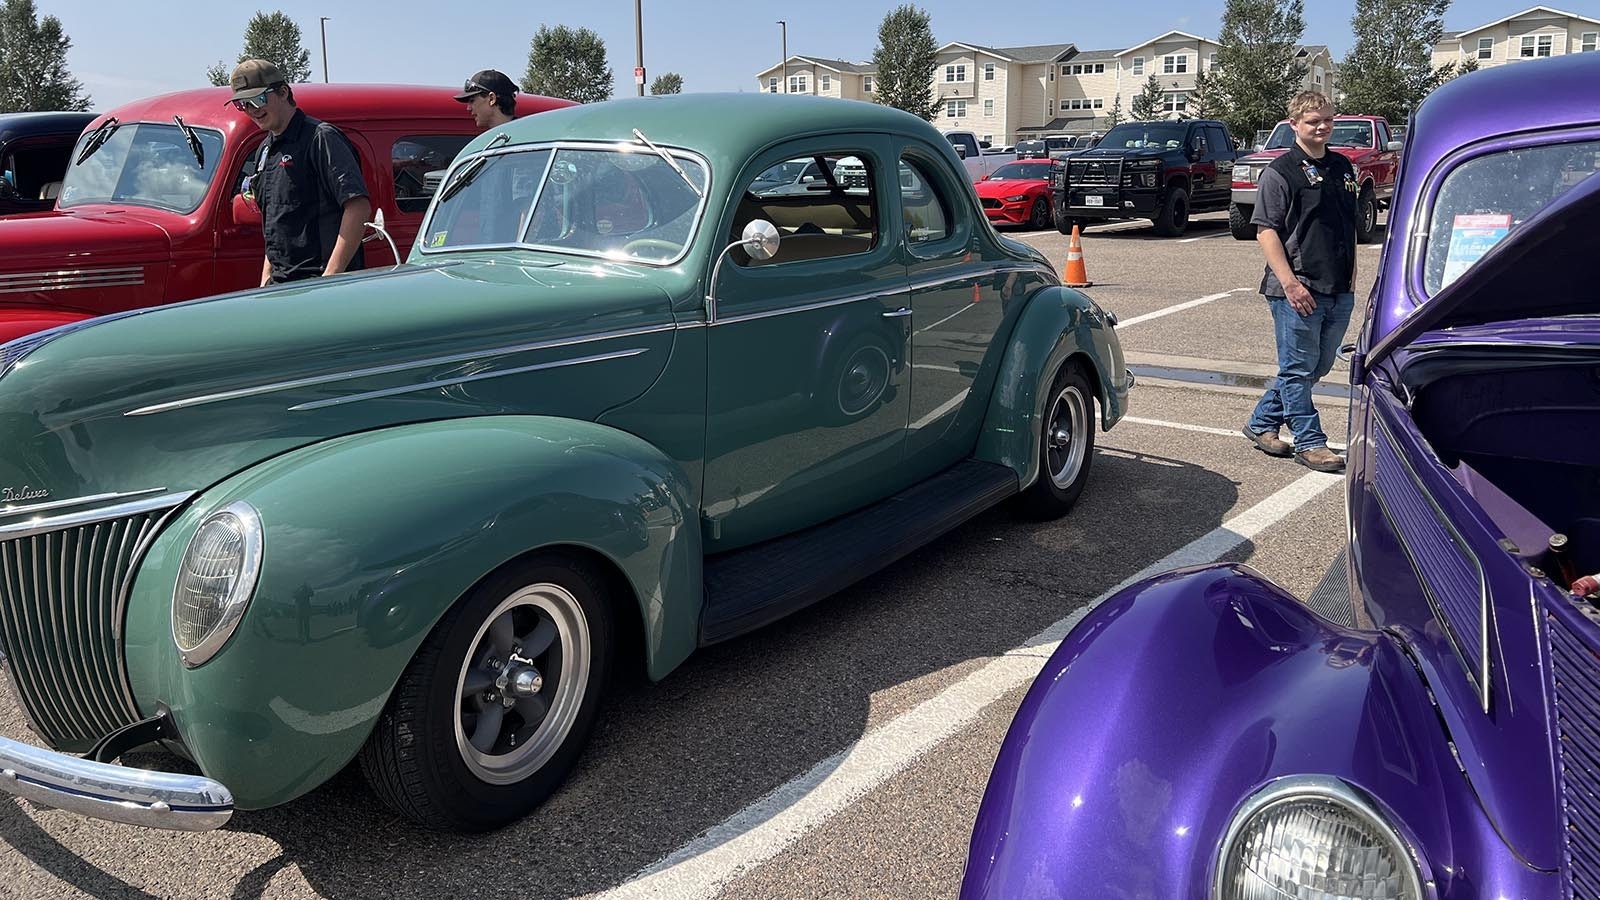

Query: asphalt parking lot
[[0, 211, 1384, 900]]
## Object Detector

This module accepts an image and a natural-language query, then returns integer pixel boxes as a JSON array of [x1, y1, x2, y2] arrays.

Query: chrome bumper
[[1231, 187, 1258, 206], [0, 732, 233, 831]]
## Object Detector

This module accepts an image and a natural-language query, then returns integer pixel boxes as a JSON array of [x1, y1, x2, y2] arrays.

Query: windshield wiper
[[173, 115, 205, 168], [439, 133, 510, 205], [632, 129, 702, 198], [75, 117, 119, 166]]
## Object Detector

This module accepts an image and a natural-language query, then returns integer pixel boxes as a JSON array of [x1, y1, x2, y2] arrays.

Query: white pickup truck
[[944, 130, 1016, 182]]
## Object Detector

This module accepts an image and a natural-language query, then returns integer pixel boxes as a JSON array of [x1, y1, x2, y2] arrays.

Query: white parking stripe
[[1176, 232, 1227, 243], [1123, 415, 1348, 452], [1115, 288, 1248, 328], [596, 471, 1343, 900]]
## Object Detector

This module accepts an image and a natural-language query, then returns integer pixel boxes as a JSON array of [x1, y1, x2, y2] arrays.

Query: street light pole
[[777, 20, 787, 93], [634, 0, 645, 97], [319, 17, 330, 83]]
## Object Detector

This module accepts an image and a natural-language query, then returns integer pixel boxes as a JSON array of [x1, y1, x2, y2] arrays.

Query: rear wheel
[[1055, 206, 1076, 235], [1152, 186, 1189, 237], [1015, 360, 1096, 519], [1355, 185, 1379, 244], [1229, 203, 1256, 241]]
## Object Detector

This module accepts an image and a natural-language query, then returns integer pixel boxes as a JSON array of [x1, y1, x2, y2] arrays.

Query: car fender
[[121, 415, 702, 809], [974, 284, 1127, 487], [962, 564, 1554, 899]]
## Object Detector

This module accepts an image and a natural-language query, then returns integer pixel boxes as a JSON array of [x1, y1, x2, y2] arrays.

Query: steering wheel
[[621, 237, 680, 259]]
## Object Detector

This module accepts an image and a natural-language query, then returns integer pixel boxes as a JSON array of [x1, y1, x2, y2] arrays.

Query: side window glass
[[1206, 127, 1231, 156], [731, 151, 879, 266], [899, 157, 951, 244], [394, 134, 473, 213]]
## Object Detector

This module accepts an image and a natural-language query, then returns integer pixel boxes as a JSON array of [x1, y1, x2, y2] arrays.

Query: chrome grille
[[0, 265, 144, 296], [1549, 606, 1600, 897], [0, 503, 176, 750]]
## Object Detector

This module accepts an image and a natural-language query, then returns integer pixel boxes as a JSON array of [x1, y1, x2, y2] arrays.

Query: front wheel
[[1055, 205, 1076, 235], [1229, 203, 1255, 241], [359, 553, 614, 831], [1152, 186, 1189, 237], [1029, 196, 1052, 230], [1355, 186, 1379, 244], [1014, 360, 1097, 519]]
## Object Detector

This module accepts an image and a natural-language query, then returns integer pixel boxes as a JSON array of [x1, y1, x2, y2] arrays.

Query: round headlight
[[1215, 776, 1423, 900], [172, 501, 263, 667]]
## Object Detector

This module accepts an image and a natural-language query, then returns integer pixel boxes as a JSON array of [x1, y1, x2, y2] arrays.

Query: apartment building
[[754, 32, 1336, 145], [1432, 5, 1600, 70]]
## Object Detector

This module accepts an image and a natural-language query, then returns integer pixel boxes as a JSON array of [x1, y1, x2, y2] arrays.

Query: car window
[[1205, 127, 1231, 156], [1423, 138, 1600, 293], [394, 134, 473, 213], [60, 122, 225, 213], [989, 162, 1053, 180], [730, 150, 879, 266], [900, 157, 951, 244]]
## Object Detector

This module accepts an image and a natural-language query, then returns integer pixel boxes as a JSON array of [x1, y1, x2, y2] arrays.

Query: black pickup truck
[[1050, 119, 1239, 237]]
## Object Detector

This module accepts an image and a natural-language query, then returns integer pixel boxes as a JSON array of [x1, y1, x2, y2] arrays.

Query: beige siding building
[[1433, 5, 1600, 70]]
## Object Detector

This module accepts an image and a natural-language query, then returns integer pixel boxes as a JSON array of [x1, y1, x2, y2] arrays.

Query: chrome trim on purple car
[[0, 734, 232, 831]]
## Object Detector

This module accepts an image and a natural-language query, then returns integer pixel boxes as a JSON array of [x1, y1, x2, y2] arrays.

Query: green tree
[[1189, 70, 1223, 119], [1212, 0, 1307, 139], [1130, 73, 1165, 120], [522, 24, 613, 104], [871, 4, 939, 120], [650, 72, 683, 95], [0, 0, 90, 112], [1103, 94, 1124, 127], [1434, 55, 1479, 87], [206, 11, 314, 86], [1338, 0, 1461, 122]]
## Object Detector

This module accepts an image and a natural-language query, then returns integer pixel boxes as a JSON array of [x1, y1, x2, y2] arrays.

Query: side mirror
[[362, 207, 400, 265], [980, 174, 990, 181], [706, 219, 781, 322], [1255, 143, 1266, 152], [229, 192, 262, 228], [1385, 140, 1403, 151], [800, 174, 816, 184]]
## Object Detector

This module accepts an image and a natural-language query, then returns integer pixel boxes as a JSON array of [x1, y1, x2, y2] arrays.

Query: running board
[[699, 460, 1019, 645]]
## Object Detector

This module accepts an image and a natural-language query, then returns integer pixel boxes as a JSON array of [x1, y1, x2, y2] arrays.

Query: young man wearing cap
[[455, 70, 518, 130], [228, 59, 371, 286]]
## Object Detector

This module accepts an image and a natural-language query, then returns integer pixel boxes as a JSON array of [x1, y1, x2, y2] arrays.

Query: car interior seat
[[38, 181, 62, 201]]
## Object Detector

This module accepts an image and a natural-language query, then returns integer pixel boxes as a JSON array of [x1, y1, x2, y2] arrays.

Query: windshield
[[60, 122, 225, 213], [1263, 121, 1375, 150], [989, 162, 1053, 180], [422, 144, 708, 263], [1099, 124, 1189, 150]]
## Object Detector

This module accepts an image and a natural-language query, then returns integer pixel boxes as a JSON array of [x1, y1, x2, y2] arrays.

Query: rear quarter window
[[394, 134, 474, 213]]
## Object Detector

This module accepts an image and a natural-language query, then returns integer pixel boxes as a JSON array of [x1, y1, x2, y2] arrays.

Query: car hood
[[975, 178, 1048, 196], [0, 259, 677, 507], [1367, 166, 1600, 366], [0, 207, 172, 272]]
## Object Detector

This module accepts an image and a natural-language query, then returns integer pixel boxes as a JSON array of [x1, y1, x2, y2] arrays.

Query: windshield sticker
[[1441, 213, 1511, 288], [429, 231, 449, 247]]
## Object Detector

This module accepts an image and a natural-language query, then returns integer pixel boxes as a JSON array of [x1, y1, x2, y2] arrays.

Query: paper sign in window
[[1441, 213, 1511, 288]]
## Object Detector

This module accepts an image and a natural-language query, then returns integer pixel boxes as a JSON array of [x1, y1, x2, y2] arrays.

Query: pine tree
[[1338, 0, 1455, 123], [1212, 0, 1307, 138], [0, 0, 90, 112], [206, 11, 314, 85], [1189, 70, 1223, 120], [1103, 95, 1124, 127], [871, 5, 939, 120], [523, 24, 613, 104], [1130, 73, 1164, 121], [650, 72, 683, 95]]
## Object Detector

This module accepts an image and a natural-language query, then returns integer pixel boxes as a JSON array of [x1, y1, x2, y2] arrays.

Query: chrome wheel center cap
[[1050, 426, 1071, 449], [510, 667, 544, 697]]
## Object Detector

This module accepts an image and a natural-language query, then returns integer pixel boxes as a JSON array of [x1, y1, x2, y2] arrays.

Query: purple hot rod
[[963, 52, 1600, 898]]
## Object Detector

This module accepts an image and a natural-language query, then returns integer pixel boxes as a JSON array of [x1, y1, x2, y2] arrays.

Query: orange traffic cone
[[1062, 224, 1092, 288]]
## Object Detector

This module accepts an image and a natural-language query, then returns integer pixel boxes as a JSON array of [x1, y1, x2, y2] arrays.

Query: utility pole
[[319, 17, 330, 83], [777, 20, 787, 93], [634, 0, 645, 97]]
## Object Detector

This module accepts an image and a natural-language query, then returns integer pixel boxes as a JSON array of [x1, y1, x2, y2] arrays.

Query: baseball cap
[[455, 69, 518, 103], [229, 59, 286, 102]]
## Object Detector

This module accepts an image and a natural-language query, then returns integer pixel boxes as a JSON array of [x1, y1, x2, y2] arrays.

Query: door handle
[[882, 307, 913, 318]]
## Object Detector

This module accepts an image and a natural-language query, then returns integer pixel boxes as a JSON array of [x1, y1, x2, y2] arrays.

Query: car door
[[1205, 125, 1235, 206], [702, 136, 912, 551]]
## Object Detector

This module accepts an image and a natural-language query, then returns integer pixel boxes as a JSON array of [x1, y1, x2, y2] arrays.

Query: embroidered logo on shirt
[[278, 154, 294, 168]]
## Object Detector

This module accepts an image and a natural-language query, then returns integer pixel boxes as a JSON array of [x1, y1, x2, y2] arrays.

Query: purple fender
[[962, 564, 1558, 898]]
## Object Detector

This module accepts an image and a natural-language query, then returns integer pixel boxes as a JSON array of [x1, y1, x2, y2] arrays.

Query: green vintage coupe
[[0, 95, 1130, 832]]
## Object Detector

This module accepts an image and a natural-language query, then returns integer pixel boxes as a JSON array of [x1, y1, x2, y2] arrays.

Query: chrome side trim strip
[[714, 288, 907, 326], [0, 492, 193, 542], [906, 265, 1051, 295], [125, 323, 677, 417], [287, 347, 651, 411], [0, 488, 170, 521]]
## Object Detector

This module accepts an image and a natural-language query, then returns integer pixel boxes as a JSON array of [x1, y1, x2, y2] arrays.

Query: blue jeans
[[1247, 291, 1355, 452]]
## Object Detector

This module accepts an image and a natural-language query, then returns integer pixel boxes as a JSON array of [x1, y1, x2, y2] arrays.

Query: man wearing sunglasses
[[228, 59, 370, 286], [453, 69, 518, 131]]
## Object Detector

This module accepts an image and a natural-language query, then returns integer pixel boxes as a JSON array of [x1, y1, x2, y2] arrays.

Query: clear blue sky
[[45, 0, 1600, 109]]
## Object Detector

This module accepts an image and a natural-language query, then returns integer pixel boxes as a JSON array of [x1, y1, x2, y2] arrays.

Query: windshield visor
[[60, 122, 225, 213], [422, 144, 709, 264]]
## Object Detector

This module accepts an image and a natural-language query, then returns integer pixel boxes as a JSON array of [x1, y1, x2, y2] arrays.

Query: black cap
[[454, 69, 518, 103]]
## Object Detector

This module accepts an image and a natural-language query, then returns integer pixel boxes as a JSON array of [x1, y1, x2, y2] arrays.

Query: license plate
[[1084, 195, 1104, 207]]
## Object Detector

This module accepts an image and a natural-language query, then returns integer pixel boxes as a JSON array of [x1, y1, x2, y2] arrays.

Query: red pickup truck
[[0, 85, 572, 343], [1228, 114, 1402, 243]]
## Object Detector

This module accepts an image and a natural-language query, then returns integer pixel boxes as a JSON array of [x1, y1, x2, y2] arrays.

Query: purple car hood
[[1369, 147, 1600, 367]]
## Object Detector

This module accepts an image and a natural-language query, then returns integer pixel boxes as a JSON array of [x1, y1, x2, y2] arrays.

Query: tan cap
[[228, 59, 285, 102]]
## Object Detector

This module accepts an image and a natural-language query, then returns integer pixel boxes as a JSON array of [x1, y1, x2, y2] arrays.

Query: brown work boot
[[1295, 446, 1346, 473], [1241, 426, 1293, 458]]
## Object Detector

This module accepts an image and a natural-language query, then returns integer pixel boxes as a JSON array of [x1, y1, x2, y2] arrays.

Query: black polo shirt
[[1251, 144, 1358, 296], [255, 108, 369, 283]]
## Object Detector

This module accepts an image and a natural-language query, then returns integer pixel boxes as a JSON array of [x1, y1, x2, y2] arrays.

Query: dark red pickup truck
[[0, 85, 572, 343], [1228, 114, 1402, 243]]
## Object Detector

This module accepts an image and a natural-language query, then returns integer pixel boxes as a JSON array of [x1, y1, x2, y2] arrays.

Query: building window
[[768, 77, 778, 92], [1163, 54, 1189, 74], [1093, 98, 1104, 109], [1132, 56, 1144, 75], [863, 75, 874, 92], [1539, 34, 1554, 56], [1208, 52, 1218, 68], [1314, 65, 1324, 87], [1061, 64, 1070, 76], [984, 62, 995, 80], [945, 64, 967, 82], [1582, 32, 1597, 52], [788, 74, 807, 92], [983, 98, 994, 117], [946, 99, 967, 118], [1047, 99, 1055, 115], [1096, 63, 1105, 73], [820, 74, 831, 92], [1048, 68, 1055, 82], [1162, 92, 1187, 114], [1477, 37, 1494, 59], [1522, 35, 1554, 58]]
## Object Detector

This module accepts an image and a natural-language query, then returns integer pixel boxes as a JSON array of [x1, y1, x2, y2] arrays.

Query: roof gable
[[1456, 5, 1600, 38], [1116, 30, 1215, 56]]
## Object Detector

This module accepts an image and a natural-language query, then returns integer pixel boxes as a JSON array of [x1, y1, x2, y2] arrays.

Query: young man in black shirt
[[1242, 91, 1358, 474], [228, 59, 371, 285]]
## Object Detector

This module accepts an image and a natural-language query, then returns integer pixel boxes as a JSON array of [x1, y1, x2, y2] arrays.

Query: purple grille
[[1548, 607, 1600, 897]]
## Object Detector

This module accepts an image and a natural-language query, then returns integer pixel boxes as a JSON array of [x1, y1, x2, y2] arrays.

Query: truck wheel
[[1355, 185, 1379, 244], [1029, 197, 1052, 230], [1015, 360, 1096, 520], [1229, 203, 1256, 241], [359, 552, 614, 831], [1152, 186, 1189, 237], [1055, 212, 1076, 235]]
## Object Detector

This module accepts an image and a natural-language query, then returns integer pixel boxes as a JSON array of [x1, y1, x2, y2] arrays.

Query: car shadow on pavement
[[0, 449, 1240, 900]]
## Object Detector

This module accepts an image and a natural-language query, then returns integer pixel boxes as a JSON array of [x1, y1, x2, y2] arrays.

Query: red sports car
[[975, 160, 1055, 228]]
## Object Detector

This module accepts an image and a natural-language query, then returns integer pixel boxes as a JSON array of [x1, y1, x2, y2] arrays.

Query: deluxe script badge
[[2, 485, 48, 504]]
